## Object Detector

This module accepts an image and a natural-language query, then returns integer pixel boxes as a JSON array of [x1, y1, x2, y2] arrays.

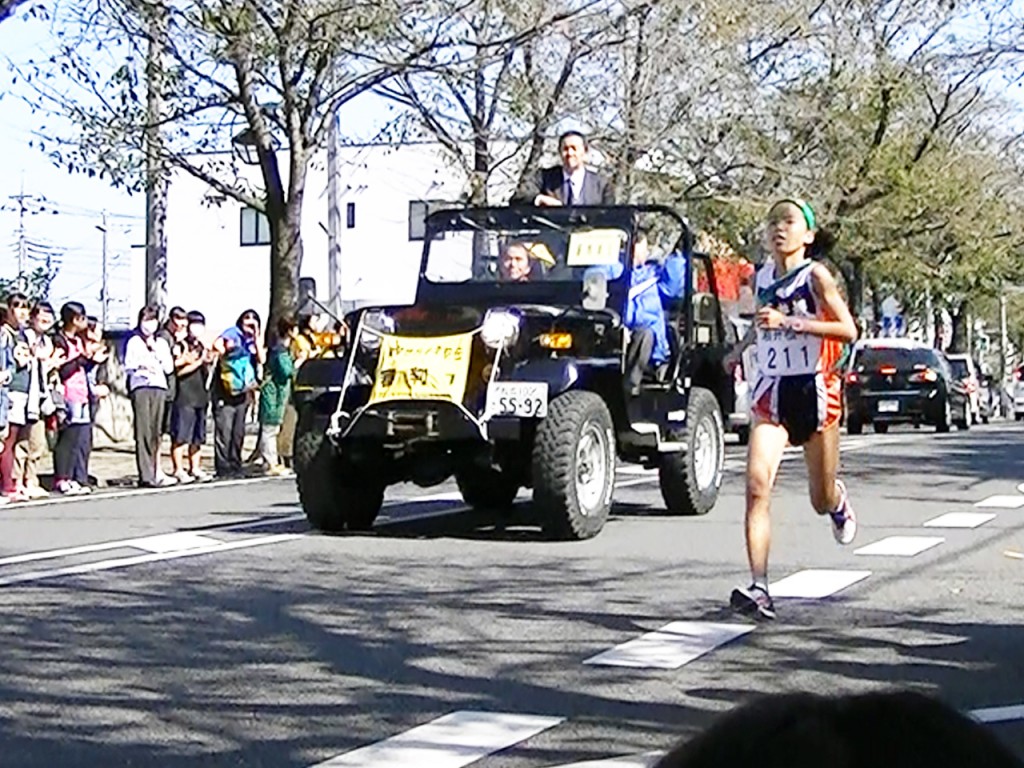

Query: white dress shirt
[[563, 167, 586, 204]]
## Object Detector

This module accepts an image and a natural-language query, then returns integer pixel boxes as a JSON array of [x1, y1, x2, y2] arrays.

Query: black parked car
[[844, 340, 969, 434]]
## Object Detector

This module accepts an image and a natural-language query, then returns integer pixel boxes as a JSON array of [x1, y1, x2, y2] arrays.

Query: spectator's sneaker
[[173, 471, 195, 485], [7, 489, 29, 503], [55, 480, 82, 495], [25, 485, 50, 500], [830, 479, 857, 546], [266, 464, 291, 477], [190, 468, 212, 483], [730, 584, 776, 620], [154, 474, 178, 488]]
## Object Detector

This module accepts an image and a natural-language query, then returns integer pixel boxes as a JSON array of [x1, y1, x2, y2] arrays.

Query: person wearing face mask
[[157, 306, 189, 442], [124, 306, 175, 488], [21, 302, 56, 499], [170, 310, 214, 483], [51, 301, 93, 495], [212, 309, 265, 479], [0, 293, 40, 502]]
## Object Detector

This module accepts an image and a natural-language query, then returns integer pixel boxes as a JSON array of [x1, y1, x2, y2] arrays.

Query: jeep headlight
[[480, 309, 520, 350], [359, 310, 394, 351]]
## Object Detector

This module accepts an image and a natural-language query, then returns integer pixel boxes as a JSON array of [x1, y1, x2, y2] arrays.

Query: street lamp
[[232, 128, 261, 166]]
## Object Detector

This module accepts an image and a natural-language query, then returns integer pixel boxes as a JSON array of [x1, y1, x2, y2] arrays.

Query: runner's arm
[[799, 265, 858, 342]]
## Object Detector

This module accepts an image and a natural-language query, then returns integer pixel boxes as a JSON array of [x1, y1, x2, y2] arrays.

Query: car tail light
[[846, 372, 859, 385], [879, 365, 897, 375], [909, 368, 938, 383]]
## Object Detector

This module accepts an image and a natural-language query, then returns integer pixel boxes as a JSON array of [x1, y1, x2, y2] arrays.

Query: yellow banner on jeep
[[369, 333, 474, 404]]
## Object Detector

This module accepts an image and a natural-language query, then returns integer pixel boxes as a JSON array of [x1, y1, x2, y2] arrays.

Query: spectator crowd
[[0, 293, 336, 502]]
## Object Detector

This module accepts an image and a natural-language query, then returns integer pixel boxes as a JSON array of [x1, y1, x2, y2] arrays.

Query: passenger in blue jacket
[[589, 229, 687, 395]]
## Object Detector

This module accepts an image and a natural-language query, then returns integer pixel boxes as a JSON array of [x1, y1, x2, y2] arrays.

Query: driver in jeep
[[497, 241, 557, 282]]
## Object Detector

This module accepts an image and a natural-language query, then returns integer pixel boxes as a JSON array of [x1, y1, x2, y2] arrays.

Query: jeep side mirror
[[582, 271, 608, 310]]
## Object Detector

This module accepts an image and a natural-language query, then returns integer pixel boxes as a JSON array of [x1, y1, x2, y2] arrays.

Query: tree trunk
[[949, 301, 968, 352], [144, 1, 168, 315], [263, 155, 304, 335]]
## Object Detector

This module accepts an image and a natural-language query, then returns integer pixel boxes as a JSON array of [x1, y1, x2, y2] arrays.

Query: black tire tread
[[658, 387, 723, 516], [295, 418, 383, 532], [532, 391, 614, 541]]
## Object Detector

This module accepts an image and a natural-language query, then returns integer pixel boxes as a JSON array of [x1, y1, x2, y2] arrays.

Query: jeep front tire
[[658, 387, 724, 516], [532, 391, 616, 540], [295, 422, 384, 532]]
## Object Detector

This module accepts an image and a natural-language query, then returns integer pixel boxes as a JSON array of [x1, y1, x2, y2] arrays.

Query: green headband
[[773, 198, 817, 231]]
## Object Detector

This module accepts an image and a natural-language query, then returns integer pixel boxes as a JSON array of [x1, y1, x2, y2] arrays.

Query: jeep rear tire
[[296, 422, 384, 533], [456, 467, 520, 511], [532, 391, 615, 540], [658, 387, 724, 516]]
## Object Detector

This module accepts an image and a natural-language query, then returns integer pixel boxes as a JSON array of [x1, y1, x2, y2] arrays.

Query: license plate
[[878, 400, 899, 413], [486, 382, 548, 418]]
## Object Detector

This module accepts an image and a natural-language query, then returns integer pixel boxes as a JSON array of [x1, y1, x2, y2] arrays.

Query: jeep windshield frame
[[415, 205, 692, 313]]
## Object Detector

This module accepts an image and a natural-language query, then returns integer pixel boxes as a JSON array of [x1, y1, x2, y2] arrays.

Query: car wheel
[[873, 422, 889, 435], [456, 466, 520, 512], [658, 388, 724, 516], [956, 403, 970, 431], [296, 424, 383, 533], [532, 391, 616, 540], [936, 398, 952, 433], [847, 415, 864, 435], [735, 425, 750, 446], [1017, 414, 1024, 422]]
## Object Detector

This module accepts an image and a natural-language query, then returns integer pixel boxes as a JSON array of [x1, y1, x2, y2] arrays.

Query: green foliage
[[0, 267, 57, 304]]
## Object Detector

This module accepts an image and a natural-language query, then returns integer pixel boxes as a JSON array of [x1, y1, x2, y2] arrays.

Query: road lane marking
[[923, 512, 996, 529], [0, 534, 299, 587], [547, 752, 664, 768], [310, 711, 563, 768], [970, 704, 1024, 724], [127, 532, 223, 553], [583, 621, 754, 669], [975, 495, 1024, 509], [854, 536, 944, 557], [770, 569, 872, 599]]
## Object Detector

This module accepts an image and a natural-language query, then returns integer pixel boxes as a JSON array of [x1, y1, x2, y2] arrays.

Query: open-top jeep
[[292, 205, 737, 540]]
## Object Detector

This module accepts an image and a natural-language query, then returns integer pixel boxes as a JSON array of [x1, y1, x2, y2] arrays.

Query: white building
[[163, 141, 522, 334]]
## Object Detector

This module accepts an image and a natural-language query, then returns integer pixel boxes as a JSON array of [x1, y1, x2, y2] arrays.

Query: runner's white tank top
[[754, 260, 826, 377]]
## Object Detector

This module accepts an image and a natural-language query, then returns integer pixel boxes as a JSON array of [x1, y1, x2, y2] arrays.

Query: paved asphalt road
[[1, 422, 1024, 766]]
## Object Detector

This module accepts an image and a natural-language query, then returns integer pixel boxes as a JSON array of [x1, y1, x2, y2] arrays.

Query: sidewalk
[[40, 434, 262, 489]]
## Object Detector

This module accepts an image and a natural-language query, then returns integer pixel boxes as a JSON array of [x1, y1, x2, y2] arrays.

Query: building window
[[346, 202, 356, 229], [240, 207, 271, 246], [409, 200, 451, 241]]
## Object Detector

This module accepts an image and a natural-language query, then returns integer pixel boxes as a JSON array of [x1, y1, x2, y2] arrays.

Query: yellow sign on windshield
[[369, 333, 474, 404], [567, 229, 625, 266]]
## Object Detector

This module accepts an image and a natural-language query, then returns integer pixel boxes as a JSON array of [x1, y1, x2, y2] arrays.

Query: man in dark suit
[[518, 131, 614, 207]]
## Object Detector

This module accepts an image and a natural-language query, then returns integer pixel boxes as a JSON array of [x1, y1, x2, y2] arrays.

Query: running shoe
[[830, 479, 857, 545], [730, 584, 776, 620]]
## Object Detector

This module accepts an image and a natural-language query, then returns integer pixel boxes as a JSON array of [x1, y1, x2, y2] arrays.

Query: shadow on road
[[0, 552, 1022, 767]]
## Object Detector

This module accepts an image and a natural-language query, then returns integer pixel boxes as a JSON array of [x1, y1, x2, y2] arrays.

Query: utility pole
[[326, 108, 341, 316], [8, 184, 40, 290], [144, 1, 169, 316], [97, 210, 109, 327]]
